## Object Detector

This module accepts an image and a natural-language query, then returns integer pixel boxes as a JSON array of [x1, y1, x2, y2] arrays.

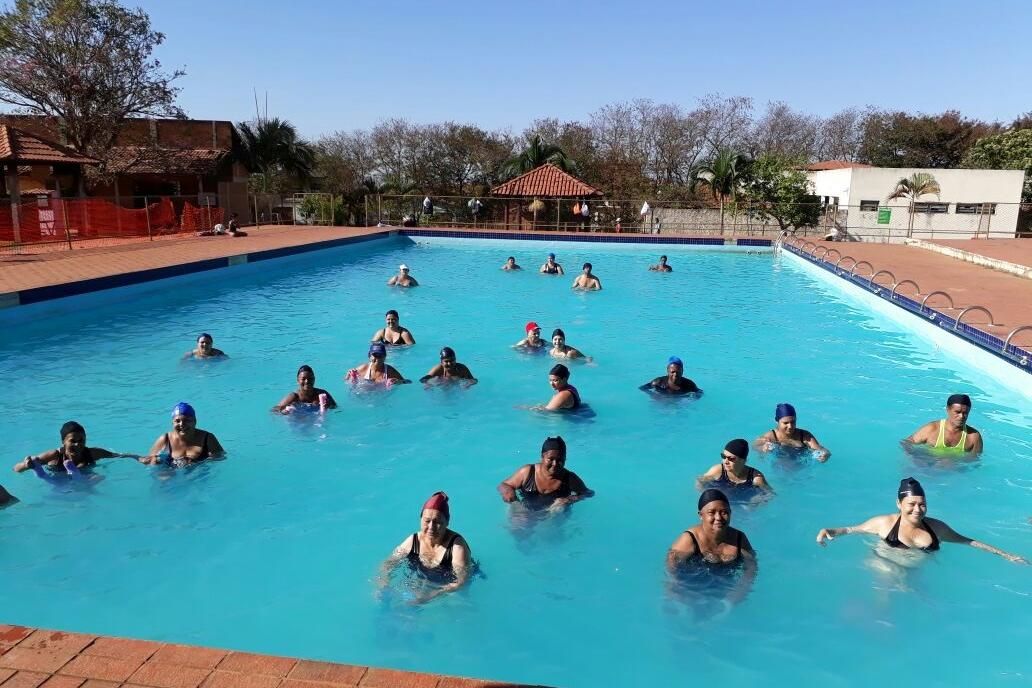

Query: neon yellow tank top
[[934, 419, 967, 454]]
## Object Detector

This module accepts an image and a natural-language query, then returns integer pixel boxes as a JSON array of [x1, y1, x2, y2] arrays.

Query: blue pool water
[[2, 236, 1031, 686]]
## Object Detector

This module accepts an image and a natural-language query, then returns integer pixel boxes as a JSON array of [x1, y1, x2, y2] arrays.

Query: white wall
[[806, 168, 854, 207], [846, 168, 1025, 241]]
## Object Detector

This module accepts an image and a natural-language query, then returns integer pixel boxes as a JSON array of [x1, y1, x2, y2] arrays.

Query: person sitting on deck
[[905, 394, 983, 455]]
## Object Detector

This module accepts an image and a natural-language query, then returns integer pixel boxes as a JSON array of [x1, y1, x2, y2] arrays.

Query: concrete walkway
[[801, 240, 1032, 349]]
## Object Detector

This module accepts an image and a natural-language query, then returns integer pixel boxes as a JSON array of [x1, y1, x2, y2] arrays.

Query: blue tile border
[[9, 230, 393, 307], [783, 243, 1032, 375]]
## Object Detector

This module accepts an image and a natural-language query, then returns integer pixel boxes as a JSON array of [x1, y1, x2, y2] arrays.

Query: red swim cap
[[525, 321, 540, 333], [422, 491, 450, 520]]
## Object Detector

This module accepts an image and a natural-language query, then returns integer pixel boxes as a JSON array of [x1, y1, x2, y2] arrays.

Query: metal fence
[[372, 195, 1032, 242]]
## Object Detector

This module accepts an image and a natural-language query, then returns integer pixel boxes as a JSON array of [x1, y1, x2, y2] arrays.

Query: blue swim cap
[[667, 356, 683, 368], [172, 402, 196, 418], [548, 253, 555, 259], [368, 343, 387, 357], [775, 403, 796, 421]]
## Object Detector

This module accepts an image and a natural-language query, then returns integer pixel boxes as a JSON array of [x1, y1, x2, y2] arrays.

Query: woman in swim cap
[[550, 328, 586, 360], [538, 364, 582, 411], [184, 333, 227, 360], [640, 356, 700, 395], [696, 439, 772, 494], [371, 310, 416, 346], [540, 253, 564, 275], [345, 343, 410, 385], [816, 477, 1026, 563], [667, 489, 757, 607], [13, 421, 139, 475], [380, 492, 473, 604], [419, 347, 477, 386], [142, 403, 224, 466], [755, 403, 830, 461], [513, 321, 546, 350], [272, 365, 338, 413], [497, 436, 593, 510]]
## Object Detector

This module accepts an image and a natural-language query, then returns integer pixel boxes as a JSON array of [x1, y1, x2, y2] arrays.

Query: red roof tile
[[105, 146, 228, 175], [0, 125, 99, 165], [804, 160, 873, 171], [491, 163, 604, 198]]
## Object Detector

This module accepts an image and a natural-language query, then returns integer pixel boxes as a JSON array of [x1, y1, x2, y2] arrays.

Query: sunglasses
[[720, 452, 742, 462]]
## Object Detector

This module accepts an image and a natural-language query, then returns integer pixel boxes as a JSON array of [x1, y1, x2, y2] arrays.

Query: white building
[[805, 161, 1025, 241]]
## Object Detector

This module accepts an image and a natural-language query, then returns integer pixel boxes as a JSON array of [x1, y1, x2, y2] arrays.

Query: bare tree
[[816, 107, 870, 161], [695, 94, 754, 153], [748, 101, 820, 160], [0, 0, 183, 170]]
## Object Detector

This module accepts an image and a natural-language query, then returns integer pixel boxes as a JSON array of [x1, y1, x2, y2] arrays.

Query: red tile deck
[[0, 626, 544, 688], [797, 240, 1032, 350]]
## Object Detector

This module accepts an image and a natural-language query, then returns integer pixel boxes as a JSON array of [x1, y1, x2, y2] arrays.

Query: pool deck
[[0, 625, 543, 688], [801, 239, 1032, 349]]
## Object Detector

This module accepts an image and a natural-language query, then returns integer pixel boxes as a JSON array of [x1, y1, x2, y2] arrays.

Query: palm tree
[[235, 118, 316, 192], [689, 149, 753, 234], [887, 173, 941, 237], [498, 135, 576, 180]]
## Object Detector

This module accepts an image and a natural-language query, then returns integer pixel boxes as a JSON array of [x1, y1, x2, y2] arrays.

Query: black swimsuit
[[771, 428, 814, 446], [654, 376, 699, 395], [714, 466, 757, 490], [543, 264, 560, 274], [884, 517, 940, 552], [519, 465, 577, 507], [47, 447, 94, 472], [164, 432, 211, 463], [408, 532, 461, 582], [684, 530, 744, 566]]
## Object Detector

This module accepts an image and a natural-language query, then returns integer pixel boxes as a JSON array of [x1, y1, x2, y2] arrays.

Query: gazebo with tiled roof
[[490, 163, 604, 231], [1, 124, 99, 240]]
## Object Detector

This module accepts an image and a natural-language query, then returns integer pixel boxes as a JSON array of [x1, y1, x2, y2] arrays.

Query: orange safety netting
[[0, 197, 217, 245]]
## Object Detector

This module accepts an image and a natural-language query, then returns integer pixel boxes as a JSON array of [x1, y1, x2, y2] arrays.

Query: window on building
[[859, 200, 879, 212], [913, 202, 949, 214], [955, 203, 997, 215]]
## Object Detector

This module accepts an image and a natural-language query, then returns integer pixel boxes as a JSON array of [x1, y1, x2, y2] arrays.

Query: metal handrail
[[869, 269, 896, 287], [953, 306, 995, 331], [848, 260, 874, 278], [920, 290, 955, 312], [812, 246, 829, 258], [801, 241, 816, 253], [834, 255, 856, 271], [1003, 325, 1032, 352], [890, 279, 920, 299], [824, 248, 841, 263]]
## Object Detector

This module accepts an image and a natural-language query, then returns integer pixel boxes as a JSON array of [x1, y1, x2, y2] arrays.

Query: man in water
[[640, 356, 699, 395], [387, 264, 419, 287], [502, 256, 522, 271], [540, 253, 564, 275], [420, 347, 477, 386], [572, 262, 602, 290], [906, 393, 983, 455], [513, 321, 546, 350], [649, 255, 672, 272]]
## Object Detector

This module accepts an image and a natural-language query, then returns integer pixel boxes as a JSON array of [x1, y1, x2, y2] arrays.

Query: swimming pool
[[2, 236, 1031, 686]]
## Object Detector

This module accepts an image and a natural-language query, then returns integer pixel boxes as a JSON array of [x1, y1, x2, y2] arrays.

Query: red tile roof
[[106, 146, 228, 175], [805, 160, 873, 171], [491, 163, 604, 198], [0, 124, 99, 165]]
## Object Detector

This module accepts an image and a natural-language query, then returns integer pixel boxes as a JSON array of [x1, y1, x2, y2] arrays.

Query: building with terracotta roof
[[490, 163, 604, 230], [0, 114, 248, 215]]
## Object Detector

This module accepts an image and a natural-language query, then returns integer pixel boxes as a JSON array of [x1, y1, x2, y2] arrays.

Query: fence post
[[377, 194, 382, 224], [253, 195, 260, 229], [556, 199, 561, 232], [205, 196, 211, 232], [62, 199, 72, 250], [144, 196, 152, 240]]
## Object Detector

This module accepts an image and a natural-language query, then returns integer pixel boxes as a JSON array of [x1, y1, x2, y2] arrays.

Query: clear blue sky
[[134, 0, 1031, 139]]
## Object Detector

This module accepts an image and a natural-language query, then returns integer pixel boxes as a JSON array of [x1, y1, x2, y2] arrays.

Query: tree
[[689, 148, 753, 234], [859, 110, 1000, 168], [887, 172, 941, 237], [236, 117, 315, 193], [498, 135, 575, 180], [742, 154, 821, 232], [0, 0, 184, 172], [748, 101, 820, 161], [962, 128, 1032, 202]]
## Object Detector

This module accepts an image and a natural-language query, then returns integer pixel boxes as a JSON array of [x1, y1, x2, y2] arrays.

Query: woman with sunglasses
[[696, 439, 772, 494]]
